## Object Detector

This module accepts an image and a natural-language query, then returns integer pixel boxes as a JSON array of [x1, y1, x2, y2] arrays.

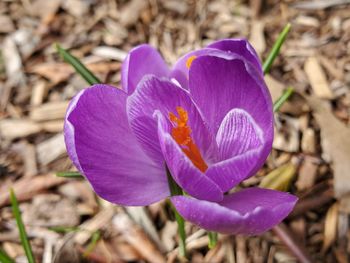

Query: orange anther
[[169, 107, 208, 172], [186, 55, 197, 69]]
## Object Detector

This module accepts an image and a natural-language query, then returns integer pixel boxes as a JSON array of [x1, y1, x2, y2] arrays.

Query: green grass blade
[[263, 23, 291, 74], [9, 189, 36, 263], [208, 232, 218, 249], [56, 171, 83, 178], [0, 248, 14, 263], [83, 231, 101, 258], [56, 43, 101, 85], [48, 226, 80, 233], [273, 87, 294, 112]]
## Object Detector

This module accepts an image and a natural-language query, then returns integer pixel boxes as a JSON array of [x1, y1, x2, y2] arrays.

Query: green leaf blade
[[0, 248, 14, 263], [56, 43, 101, 85], [208, 232, 218, 249], [56, 171, 83, 178], [10, 189, 36, 263], [263, 23, 291, 74], [273, 87, 294, 112]]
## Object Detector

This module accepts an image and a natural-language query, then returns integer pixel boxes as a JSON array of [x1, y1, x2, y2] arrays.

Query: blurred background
[[0, 0, 350, 262]]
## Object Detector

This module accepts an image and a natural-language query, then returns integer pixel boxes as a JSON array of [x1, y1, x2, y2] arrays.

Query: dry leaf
[[307, 96, 350, 198], [260, 163, 297, 191]]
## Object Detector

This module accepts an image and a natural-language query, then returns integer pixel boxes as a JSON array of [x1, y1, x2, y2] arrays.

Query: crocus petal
[[189, 56, 273, 190], [65, 84, 169, 206], [216, 108, 263, 160], [205, 148, 262, 192], [64, 91, 85, 172], [205, 108, 267, 192], [207, 38, 263, 74], [189, 55, 273, 136], [122, 44, 170, 94], [155, 111, 223, 202], [170, 48, 233, 90], [171, 188, 297, 235], [127, 75, 218, 166]]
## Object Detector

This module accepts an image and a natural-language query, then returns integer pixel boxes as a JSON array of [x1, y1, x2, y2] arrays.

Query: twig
[[272, 223, 313, 263]]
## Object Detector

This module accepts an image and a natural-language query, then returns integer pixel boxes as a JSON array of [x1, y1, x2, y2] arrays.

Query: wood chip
[[92, 46, 127, 61], [23, 194, 79, 227], [296, 157, 318, 191], [30, 80, 48, 106], [0, 119, 63, 140], [36, 133, 66, 165], [0, 15, 15, 33], [0, 174, 65, 208], [273, 116, 300, 152], [304, 56, 333, 99], [12, 141, 38, 177], [204, 242, 226, 263], [30, 63, 73, 84], [0, 119, 41, 140], [62, 0, 90, 18], [2, 36, 25, 85], [74, 206, 115, 245], [30, 101, 69, 121], [126, 207, 166, 252], [322, 202, 339, 252], [160, 221, 177, 251], [31, 0, 62, 18], [236, 235, 247, 263], [249, 20, 265, 56], [295, 15, 320, 27], [120, 0, 148, 26], [113, 213, 166, 263], [292, 0, 350, 10], [301, 128, 316, 154], [264, 75, 284, 102]]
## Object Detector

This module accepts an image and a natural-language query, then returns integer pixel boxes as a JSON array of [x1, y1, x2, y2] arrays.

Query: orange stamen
[[169, 106, 208, 172], [186, 55, 197, 69]]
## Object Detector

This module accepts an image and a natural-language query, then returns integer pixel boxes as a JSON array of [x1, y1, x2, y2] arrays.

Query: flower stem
[[208, 232, 218, 249], [166, 166, 186, 258]]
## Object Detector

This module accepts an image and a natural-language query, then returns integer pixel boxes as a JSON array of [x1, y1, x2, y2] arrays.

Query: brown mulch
[[1, 0, 350, 262]]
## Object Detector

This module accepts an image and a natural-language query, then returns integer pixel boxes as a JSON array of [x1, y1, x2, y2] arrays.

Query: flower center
[[169, 106, 208, 172]]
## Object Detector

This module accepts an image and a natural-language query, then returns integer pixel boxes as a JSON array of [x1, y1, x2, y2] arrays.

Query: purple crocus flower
[[64, 39, 297, 235]]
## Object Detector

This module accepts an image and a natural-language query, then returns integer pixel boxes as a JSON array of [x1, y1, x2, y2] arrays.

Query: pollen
[[169, 106, 208, 172], [186, 55, 197, 69]]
